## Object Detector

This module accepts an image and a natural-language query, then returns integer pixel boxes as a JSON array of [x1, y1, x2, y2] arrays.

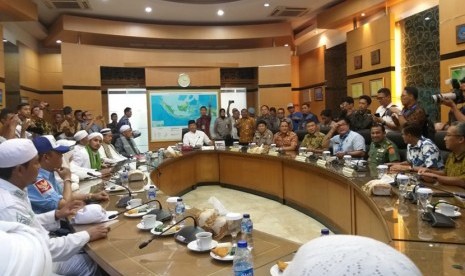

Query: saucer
[[150, 225, 181, 236], [126, 204, 146, 210], [187, 240, 218, 252], [270, 262, 291, 276], [436, 209, 462, 218], [124, 208, 152, 218], [105, 185, 125, 192], [136, 221, 162, 231], [210, 250, 234, 261]]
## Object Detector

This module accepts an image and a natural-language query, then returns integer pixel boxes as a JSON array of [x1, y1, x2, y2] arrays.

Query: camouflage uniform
[[368, 138, 400, 166]]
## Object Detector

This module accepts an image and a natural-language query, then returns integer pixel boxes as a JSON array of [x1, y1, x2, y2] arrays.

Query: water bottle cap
[[149, 185, 155, 188], [321, 228, 330, 235], [237, 240, 247, 248], [243, 213, 250, 218], [177, 198, 183, 202]]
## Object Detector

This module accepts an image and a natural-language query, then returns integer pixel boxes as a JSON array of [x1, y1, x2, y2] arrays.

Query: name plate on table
[[316, 159, 327, 167], [201, 146, 215, 151], [342, 166, 356, 177], [268, 151, 279, 156], [230, 147, 241, 152], [294, 156, 307, 162]]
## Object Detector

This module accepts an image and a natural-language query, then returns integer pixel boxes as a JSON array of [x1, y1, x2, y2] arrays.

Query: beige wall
[[439, 0, 465, 121], [346, 14, 395, 113]]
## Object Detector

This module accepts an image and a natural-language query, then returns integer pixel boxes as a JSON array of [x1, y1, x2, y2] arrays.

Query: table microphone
[[114, 184, 133, 208], [139, 216, 205, 249], [146, 200, 172, 222], [107, 199, 158, 219]]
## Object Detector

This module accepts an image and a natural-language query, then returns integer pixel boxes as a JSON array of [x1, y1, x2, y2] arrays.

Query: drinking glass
[[377, 165, 388, 179], [416, 188, 432, 213], [226, 213, 242, 246], [397, 175, 409, 200], [166, 197, 179, 225]]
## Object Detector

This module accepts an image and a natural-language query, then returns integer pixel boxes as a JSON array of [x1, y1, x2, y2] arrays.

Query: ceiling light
[[264, 3, 270, 7], [217, 9, 224, 16], [2, 39, 7, 42], [284, 44, 289, 47], [145, 7, 152, 13], [361, 13, 366, 17], [425, 16, 431, 21], [56, 40, 62, 44]]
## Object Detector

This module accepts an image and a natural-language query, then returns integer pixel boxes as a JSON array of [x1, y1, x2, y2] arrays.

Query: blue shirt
[[407, 137, 444, 169], [27, 168, 63, 214], [297, 112, 319, 130], [287, 112, 303, 131], [329, 130, 366, 154]]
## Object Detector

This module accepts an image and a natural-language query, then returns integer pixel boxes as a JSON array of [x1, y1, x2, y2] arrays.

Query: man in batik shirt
[[300, 121, 326, 153], [235, 109, 255, 144]]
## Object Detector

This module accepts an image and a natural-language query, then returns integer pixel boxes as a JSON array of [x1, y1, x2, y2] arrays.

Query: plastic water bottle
[[233, 240, 254, 276], [321, 228, 330, 236], [120, 168, 129, 188], [147, 185, 157, 208], [175, 198, 185, 226], [241, 214, 254, 250]]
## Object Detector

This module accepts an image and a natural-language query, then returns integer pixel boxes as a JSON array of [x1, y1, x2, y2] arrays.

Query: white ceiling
[[34, 0, 341, 30]]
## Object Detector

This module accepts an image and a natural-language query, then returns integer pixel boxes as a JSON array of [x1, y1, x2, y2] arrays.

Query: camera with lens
[[431, 78, 465, 104]]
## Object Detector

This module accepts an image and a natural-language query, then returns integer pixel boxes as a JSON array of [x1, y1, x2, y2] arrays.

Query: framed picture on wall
[[354, 55, 362, 70], [314, 87, 323, 101], [369, 78, 384, 96], [450, 64, 465, 80], [456, 24, 465, 44], [0, 89, 3, 107], [371, 49, 380, 65], [20, 96, 29, 104], [351, 82, 363, 98]]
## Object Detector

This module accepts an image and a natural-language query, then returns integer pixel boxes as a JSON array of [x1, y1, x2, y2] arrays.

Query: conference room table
[[147, 149, 465, 276], [74, 187, 300, 276]]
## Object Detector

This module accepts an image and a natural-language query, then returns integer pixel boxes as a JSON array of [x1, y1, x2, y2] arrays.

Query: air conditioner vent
[[269, 6, 309, 17], [40, 0, 91, 9]]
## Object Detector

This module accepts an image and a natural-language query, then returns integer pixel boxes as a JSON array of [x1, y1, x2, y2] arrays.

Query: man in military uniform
[[368, 124, 400, 166]]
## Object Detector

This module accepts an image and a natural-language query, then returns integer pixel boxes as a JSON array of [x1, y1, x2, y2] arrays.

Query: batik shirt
[[252, 129, 273, 146], [300, 132, 325, 150], [445, 152, 465, 181], [237, 117, 256, 143], [273, 131, 298, 150], [406, 137, 444, 168]]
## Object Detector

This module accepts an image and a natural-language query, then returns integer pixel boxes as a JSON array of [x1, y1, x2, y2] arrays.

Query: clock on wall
[[178, 73, 191, 87]]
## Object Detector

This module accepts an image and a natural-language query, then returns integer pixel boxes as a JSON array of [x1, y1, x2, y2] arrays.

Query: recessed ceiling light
[[145, 7, 152, 13], [2, 39, 7, 42], [56, 40, 62, 44], [361, 13, 366, 17], [284, 44, 289, 47], [425, 16, 431, 21], [264, 3, 270, 7], [217, 9, 224, 16]]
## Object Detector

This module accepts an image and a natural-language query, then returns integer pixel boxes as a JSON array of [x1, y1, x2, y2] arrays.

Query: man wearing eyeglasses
[[373, 88, 397, 132], [418, 121, 465, 188], [323, 117, 365, 159]]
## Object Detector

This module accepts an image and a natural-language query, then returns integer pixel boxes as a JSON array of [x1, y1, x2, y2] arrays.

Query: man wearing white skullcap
[[115, 124, 141, 157], [0, 139, 111, 276], [99, 128, 126, 164], [28, 135, 109, 215], [283, 235, 421, 276], [0, 221, 52, 276], [71, 132, 110, 179]]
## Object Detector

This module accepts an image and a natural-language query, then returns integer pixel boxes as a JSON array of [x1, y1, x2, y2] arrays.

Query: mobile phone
[[374, 113, 380, 117]]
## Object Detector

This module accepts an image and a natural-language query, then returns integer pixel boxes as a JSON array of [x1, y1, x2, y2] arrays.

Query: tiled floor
[[181, 185, 328, 244]]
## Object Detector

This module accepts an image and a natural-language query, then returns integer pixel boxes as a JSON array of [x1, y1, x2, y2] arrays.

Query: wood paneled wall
[[439, 0, 465, 122], [298, 46, 326, 117]]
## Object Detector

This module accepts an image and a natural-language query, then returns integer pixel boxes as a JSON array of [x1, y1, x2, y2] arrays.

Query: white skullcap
[[119, 125, 131, 133], [87, 132, 103, 140], [283, 235, 421, 276], [72, 204, 106, 224], [0, 139, 38, 168], [100, 128, 112, 135], [73, 130, 88, 141], [56, 139, 76, 147]]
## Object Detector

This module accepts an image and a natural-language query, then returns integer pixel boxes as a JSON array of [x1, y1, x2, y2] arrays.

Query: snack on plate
[[211, 246, 230, 257], [277, 260, 288, 272], [127, 209, 138, 214]]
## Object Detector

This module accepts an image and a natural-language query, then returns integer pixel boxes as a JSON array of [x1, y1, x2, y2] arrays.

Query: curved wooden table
[[152, 150, 465, 275]]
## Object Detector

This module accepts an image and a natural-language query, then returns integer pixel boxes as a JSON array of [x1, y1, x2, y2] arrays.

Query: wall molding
[[20, 85, 62, 95], [292, 82, 327, 91], [63, 85, 102, 90], [440, 49, 465, 61], [258, 83, 291, 89], [346, 66, 395, 80]]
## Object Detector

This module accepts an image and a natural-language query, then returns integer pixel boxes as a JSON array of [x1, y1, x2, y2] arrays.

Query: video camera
[[431, 78, 465, 104]]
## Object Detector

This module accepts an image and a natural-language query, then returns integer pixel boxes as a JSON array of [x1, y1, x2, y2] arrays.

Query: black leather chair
[[295, 130, 307, 142], [181, 128, 189, 140], [434, 131, 450, 162]]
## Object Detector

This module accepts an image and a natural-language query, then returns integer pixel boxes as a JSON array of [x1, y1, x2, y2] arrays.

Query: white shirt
[[0, 179, 89, 262], [375, 103, 395, 132], [183, 130, 212, 147], [98, 143, 126, 164], [229, 117, 239, 139], [70, 147, 100, 180]]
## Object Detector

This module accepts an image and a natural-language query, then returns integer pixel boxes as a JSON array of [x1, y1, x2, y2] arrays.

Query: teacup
[[438, 202, 455, 216], [141, 214, 157, 228], [127, 198, 142, 208], [196, 231, 212, 250]]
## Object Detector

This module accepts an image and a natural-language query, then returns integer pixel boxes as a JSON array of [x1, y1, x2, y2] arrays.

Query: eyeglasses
[[445, 133, 463, 137], [376, 97, 385, 100]]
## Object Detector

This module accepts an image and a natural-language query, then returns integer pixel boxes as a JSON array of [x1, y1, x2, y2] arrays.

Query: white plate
[[436, 209, 462, 218], [187, 240, 218, 252], [150, 225, 181, 236], [126, 204, 147, 210], [124, 209, 151, 218], [210, 250, 234, 262], [105, 185, 125, 192], [136, 221, 162, 231], [270, 262, 291, 276]]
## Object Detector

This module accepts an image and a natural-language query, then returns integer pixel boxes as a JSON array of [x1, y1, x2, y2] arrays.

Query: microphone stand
[[108, 199, 158, 219], [139, 216, 204, 248], [146, 200, 172, 222]]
